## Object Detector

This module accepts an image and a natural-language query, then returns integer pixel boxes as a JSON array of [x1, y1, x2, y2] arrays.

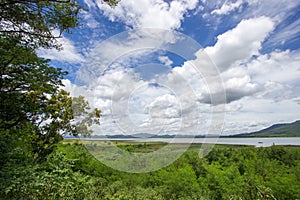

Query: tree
[[0, 0, 81, 49], [30, 90, 101, 164], [0, 0, 117, 165], [0, 0, 117, 49], [0, 42, 65, 129], [3, 152, 95, 199], [0, 0, 118, 197], [0, 38, 101, 164]]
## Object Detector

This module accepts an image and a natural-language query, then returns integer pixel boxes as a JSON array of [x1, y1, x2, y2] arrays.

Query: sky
[[39, 0, 300, 136]]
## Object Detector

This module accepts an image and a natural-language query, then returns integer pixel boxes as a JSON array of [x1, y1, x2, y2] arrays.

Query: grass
[[61, 138, 253, 154]]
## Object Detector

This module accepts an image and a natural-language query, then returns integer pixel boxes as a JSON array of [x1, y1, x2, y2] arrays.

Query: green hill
[[237, 120, 300, 137]]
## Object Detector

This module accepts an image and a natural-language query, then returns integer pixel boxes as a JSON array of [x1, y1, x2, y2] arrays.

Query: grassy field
[[62, 138, 273, 153]]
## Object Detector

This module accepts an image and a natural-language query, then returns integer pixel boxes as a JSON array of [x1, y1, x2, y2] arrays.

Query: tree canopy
[[0, 0, 81, 49], [0, 0, 104, 165]]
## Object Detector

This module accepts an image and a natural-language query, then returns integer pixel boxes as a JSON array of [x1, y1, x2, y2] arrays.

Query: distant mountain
[[65, 121, 299, 139], [133, 133, 155, 138], [235, 120, 300, 137], [106, 134, 136, 139], [79, 133, 205, 139]]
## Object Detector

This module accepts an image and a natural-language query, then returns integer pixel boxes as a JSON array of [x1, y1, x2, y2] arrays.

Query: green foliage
[[0, 0, 118, 49], [0, 42, 65, 129], [2, 152, 95, 199], [0, 0, 101, 166], [154, 164, 201, 199], [0, 0, 82, 49], [28, 143, 298, 200], [2, 142, 300, 199]]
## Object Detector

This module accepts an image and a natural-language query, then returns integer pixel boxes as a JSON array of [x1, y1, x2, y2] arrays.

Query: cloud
[[147, 94, 181, 118], [75, 29, 183, 86], [200, 0, 299, 50], [265, 17, 300, 49], [211, 0, 243, 15], [203, 16, 274, 71], [159, 17, 274, 105], [158, 56, 173, 66], [83, 12, 101, 29], [38, 34, 84, 63], [204, 0, 299, 23], [200, 74, 260, 104], [222, 67, 260, 103], [94, 0, 199, 30], [246, 50, 300, 101], [59, 5, 299, 135], [243, 0, 300, 23], [91, 16, 279, 131], [218, 49, 300, 134], [223, 98, 300, 134], [83, 0, 97, 9], [66, 55, 218, 135], [248, 50, 300, 82]]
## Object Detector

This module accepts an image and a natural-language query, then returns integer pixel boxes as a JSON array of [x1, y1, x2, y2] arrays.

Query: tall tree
[[0, 0, 115, 164]]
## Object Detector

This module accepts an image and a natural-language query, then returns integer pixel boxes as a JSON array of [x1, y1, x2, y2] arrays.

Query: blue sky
[[39, 0, 300, 135]]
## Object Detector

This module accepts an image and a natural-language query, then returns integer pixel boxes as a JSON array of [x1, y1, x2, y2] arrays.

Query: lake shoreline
[[64, 137, 300, 147]]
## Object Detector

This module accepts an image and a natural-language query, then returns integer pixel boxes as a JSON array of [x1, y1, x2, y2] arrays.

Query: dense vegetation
[[0, 0, 105, 198], [0, 0, 106, 166], [1, 141, 300, 199]]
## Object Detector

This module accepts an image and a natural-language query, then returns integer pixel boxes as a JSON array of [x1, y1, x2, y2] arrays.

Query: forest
[[1, 141, 300, 199]]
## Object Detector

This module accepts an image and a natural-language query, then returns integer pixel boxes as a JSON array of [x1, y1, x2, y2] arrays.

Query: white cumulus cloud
[[203, 16, 274, 72], [95, 0, 199, 30], [211, 0, 243, 15]]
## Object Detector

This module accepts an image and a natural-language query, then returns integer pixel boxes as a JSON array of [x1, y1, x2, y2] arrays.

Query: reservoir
[[79, 137, 300, 147]]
